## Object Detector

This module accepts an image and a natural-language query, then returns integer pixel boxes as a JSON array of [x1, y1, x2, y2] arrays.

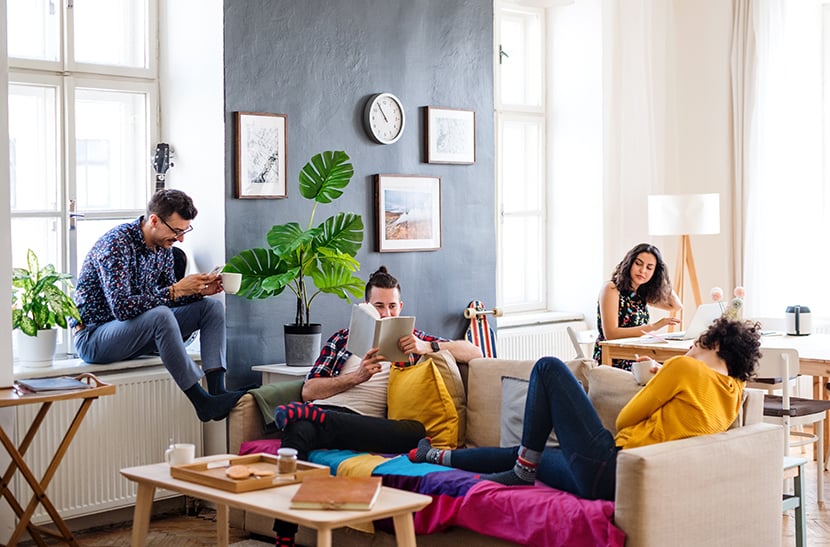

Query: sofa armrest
[[614, 423, 783, 547]]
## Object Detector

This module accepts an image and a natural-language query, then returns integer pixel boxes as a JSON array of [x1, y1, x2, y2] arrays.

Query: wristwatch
[[430, 341, 441, 352]]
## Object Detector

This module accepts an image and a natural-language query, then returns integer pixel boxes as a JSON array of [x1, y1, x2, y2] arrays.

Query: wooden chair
[[758, 348, 830, 503]]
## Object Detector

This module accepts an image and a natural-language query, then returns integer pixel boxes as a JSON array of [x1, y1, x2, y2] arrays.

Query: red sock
[[275, 535, 294, 547], [274, 402, 327, 430]]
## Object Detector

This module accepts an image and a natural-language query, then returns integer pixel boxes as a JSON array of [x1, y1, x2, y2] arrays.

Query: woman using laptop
[[593, 243, 682, 370]]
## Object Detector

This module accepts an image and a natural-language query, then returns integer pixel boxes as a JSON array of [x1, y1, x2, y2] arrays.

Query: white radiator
[[497, 320, 588, 361], [13, 367, 203, 524]]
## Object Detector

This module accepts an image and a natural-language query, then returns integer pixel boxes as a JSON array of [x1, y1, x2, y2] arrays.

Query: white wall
[[159, 0, 226, 455]]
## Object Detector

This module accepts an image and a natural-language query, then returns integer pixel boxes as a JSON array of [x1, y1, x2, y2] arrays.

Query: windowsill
[[497, 310, 584, 328], [13, 352, 202, 380]]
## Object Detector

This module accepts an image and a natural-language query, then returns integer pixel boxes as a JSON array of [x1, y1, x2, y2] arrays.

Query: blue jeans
[[451, 356, 618, 500], [74, 298, 226, 391]]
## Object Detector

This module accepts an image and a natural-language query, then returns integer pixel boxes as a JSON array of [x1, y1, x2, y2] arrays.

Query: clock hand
[[377, 102, 390, 123]]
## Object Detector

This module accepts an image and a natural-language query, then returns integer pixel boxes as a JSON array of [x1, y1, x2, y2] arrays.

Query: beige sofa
[[228, 357, 784, 546]]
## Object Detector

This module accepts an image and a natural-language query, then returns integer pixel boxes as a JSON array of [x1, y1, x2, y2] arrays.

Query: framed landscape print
[[235, 112, 288, 199], [425, 106, 476, 164], [375, 174, 441, 252]]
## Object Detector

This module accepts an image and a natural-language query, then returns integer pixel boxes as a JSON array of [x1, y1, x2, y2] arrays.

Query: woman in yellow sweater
[[409, 317, 761, 500]]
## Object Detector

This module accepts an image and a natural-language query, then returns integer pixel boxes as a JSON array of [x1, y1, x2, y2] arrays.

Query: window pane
[[75, 88, 149, 211], [73, 0, 148, 68], [499, 9, 542, 107], [11, 217, 62, 276], [501, 117, 543, 212], [7, 0, 60, 62], [9, 84, 60, 212], [501, 215, 544, 307]]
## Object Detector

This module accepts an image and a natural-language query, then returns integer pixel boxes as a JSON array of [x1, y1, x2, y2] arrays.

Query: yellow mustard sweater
[[614, 355, 745, 450]]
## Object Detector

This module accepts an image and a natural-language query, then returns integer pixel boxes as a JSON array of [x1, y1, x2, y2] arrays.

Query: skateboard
[[464, 300, 501, 358]]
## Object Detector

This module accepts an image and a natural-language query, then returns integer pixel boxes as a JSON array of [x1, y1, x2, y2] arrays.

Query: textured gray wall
[[224, 0, 495, 388]]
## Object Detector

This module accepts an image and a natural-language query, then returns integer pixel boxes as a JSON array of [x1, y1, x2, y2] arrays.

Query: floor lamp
[[648, 193, 720, 316]]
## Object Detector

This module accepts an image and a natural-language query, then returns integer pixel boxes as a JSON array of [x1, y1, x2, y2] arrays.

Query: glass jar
[[277, 447, 298, 475]]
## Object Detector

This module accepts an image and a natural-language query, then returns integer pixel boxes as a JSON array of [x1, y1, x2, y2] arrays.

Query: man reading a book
[[271, 265, 481, 547], [71, 189, 248, 423]]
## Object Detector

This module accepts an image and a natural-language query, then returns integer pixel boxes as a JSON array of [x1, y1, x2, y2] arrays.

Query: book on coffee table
[[290, 475, 382, 510], [16, 376, 91, 393]]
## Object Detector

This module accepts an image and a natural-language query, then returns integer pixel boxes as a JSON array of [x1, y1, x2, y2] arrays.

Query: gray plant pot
[[284, 324, 322, 367]]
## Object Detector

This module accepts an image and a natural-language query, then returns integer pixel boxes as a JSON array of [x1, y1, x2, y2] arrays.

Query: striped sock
[[274, 402, 327, 431], [408, 437, 450, 465]]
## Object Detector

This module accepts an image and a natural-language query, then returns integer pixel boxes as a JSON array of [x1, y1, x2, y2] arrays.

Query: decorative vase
[[284, 324, 322, 367], [15, 328, 58, 368]]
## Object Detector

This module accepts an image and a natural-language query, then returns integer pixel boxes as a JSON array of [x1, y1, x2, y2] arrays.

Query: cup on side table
[[164, 443, 195, 466]]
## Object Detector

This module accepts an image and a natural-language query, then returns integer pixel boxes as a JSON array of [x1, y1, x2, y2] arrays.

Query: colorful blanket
[[240, 440, 625, 547]]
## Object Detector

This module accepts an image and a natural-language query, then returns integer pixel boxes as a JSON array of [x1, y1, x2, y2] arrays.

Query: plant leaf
[[225, 248, 296, 299], [313, 212, 363, 257], [266, 222, 313, 256], [310, 262, 365, 301], [299, 150, 354, 204]]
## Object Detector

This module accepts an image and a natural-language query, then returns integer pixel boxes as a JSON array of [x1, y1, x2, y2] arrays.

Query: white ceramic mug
[[164, 443, 195, 466], [221, 272, 242, 295], [632, 360, 657, 386]]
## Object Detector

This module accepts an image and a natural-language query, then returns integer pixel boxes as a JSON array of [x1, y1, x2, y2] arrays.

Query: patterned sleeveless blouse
[[593, 289, 649, 370]]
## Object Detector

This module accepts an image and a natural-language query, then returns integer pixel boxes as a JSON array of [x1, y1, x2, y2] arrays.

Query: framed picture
[[235, 112, 288, 199], [375, 174, 441, 252], [425, 106, 476, 164]]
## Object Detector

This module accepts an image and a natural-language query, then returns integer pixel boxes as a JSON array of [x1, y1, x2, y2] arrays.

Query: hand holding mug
[[632, 355, 660, 385]]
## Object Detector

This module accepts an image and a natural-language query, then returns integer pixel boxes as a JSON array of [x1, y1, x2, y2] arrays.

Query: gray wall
[[224, 0, 495, 388]]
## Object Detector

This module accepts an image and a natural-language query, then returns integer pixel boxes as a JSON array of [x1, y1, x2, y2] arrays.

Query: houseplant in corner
[[225, 150, 364, 366], [12, 249, 81, 368]]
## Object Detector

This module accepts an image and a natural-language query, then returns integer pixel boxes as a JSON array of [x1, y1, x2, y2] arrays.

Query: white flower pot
[[15, 328, 58, 368]]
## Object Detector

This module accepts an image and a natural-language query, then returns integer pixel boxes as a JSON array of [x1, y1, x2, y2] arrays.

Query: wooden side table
[[0, 373, 116, 546], [252, 363, 312, 384]]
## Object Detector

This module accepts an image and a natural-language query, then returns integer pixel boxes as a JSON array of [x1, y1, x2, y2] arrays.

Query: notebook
[[663, 302, 725, 341]]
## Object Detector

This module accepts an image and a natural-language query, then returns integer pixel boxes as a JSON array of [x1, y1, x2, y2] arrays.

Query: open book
[[346, 303, 415, 363], [290, 475, 382, 510]]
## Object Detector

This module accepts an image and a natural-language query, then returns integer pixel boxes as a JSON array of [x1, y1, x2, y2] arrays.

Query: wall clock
[[363, 93, 406, 144]]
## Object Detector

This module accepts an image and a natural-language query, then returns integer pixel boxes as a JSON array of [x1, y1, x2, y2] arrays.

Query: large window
[[495, 3, 546, 314], [7, 0, 158, 356]]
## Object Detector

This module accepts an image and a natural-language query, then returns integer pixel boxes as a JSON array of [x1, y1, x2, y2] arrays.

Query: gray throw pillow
[[500, 376, 559, 448]]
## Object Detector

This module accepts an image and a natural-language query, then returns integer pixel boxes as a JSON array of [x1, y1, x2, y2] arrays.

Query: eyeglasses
[[159, 216, 194, 237]]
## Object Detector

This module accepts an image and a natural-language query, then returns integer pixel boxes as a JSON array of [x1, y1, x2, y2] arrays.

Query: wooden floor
[[18, 461, 830, 546]]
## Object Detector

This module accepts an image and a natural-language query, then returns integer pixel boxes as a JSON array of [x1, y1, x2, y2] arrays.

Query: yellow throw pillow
[[418, 350, 467, 446], [388, 358, 460, 449]]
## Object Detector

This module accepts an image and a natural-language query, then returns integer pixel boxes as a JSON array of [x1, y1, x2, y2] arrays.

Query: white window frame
[[8, 1, 159, 358], [495, 1, 549, 315]]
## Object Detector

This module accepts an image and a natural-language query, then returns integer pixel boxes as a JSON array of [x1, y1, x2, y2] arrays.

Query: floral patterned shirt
[[71, 216, 199, 329], [593, 289, 649, 370]]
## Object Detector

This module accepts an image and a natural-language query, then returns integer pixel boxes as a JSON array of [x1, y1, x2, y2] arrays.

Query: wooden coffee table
[[121, 455, 432, 547]]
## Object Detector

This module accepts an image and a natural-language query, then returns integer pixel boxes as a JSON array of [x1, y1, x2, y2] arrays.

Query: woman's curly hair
[[696, 317, 762, 381], [610, 243, 672, 305]]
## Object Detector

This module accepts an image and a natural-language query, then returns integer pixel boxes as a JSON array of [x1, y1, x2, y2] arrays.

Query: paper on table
[[346, 303, 415, 362]]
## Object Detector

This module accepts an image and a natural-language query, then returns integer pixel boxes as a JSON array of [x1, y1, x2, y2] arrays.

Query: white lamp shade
[[648, 193, 720, 236]]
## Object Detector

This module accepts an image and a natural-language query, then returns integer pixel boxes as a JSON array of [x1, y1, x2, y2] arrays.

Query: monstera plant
[[225, 150, 364, 364]]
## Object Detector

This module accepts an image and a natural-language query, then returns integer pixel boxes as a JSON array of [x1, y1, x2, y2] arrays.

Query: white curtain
[[736, 0, 826, 319], [603, 0, 676, 268]]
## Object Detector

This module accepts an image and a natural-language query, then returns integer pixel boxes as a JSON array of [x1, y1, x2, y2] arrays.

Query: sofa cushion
[[500, 376, 559, 448], [587, 365, 642, 435], [419, 350, 467, 445], [388, 357, 459, 449]]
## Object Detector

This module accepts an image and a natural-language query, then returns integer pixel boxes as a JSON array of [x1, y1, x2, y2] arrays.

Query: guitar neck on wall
[[152, 142, 173, 193]]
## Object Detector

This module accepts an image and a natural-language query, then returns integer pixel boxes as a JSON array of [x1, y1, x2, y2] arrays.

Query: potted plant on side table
[[12, 249, 81, 368], [225, 150, 364, 366]]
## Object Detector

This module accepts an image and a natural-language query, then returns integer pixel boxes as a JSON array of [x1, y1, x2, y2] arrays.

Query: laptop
[[663, 302, 725, 340]]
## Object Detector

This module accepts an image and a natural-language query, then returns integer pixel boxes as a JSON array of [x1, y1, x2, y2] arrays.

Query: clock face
[[363, 93, 405, 144]]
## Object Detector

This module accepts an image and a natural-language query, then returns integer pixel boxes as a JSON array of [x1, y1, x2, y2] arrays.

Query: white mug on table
[[165, 443, 195, 466]]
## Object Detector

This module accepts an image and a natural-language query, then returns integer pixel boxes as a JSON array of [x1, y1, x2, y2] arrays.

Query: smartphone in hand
[[209, 266, 223, 276]]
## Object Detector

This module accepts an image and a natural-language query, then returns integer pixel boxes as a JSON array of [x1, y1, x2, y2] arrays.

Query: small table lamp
[[648, 193, 720, 309]]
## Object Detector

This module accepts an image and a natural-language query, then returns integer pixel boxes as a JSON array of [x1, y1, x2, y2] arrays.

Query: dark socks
[[184, 383, 246, 422], [205, 368, 227, 395], [275, 536, 294, 547], [274, 402, 327, 431], [408, 437, 450, 466], [483, 455, 537, 486]]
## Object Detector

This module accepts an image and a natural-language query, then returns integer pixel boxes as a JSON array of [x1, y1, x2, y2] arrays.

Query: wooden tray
[[169, 453, 330, 493]]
